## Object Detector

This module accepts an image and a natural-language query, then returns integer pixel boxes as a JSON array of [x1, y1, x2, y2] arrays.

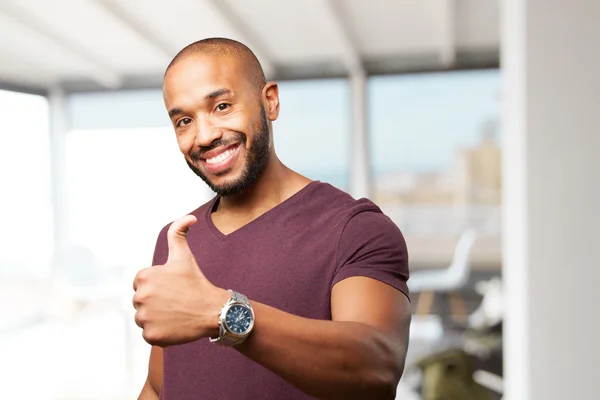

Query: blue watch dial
[[225, 305, 253, 335]]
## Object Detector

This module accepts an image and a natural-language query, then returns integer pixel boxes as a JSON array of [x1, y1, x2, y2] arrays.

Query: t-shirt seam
[[333, 218, 350, 278]]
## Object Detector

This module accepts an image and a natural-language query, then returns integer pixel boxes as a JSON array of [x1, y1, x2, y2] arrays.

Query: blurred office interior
[[0, 1, 597, 399]]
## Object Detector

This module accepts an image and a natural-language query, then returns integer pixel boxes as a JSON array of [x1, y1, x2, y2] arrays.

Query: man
[[133, 37, 411, 400]]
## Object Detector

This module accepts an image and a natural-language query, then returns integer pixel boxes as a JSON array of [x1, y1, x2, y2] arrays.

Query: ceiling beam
[[94, 0, 178, 59], [0, 79, 47, 96], [439, 0, 457, 67], [0, 1, 122, 89], [60, 50, 500, 93], [205, 0, 275, 78], [322, 0, 363, 75]]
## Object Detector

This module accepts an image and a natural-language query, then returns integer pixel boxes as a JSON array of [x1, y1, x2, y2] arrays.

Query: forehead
[[163, 53, 251, 106]]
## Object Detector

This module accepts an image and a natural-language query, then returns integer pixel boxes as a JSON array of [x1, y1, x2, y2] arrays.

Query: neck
[[216, 152, 311, 215]]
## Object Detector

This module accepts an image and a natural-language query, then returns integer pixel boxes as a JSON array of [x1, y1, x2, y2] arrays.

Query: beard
[[186, 105, 271, 197]]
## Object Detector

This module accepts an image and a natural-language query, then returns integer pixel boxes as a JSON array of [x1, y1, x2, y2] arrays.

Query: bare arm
[[138, 346, 163, 400], [236, 276, 411, 400]]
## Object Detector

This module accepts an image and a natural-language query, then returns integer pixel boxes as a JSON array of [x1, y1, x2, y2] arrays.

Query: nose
[[193, 116, 222, 148]]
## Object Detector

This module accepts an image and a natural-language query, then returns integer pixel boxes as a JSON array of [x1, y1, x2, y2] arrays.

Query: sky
[[369, 69, 500, 172], [277, 69, 500, 182]]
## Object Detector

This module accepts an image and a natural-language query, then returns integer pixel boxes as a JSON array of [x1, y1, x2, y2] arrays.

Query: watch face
[[224, 305, 253, 335]]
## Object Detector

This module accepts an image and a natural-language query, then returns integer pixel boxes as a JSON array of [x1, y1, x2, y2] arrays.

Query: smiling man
[[133, 38, 411, 400]]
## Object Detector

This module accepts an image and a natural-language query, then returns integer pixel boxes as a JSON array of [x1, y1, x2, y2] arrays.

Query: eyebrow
[[206, 88, 234, 100], [168, 108, 184, 119], [168, 88, 235, 119]]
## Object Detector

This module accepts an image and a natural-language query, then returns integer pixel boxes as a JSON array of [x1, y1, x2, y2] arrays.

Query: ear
[[263, 81, 280, 121]]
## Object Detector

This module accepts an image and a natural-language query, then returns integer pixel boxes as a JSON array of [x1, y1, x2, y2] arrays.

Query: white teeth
[[206, 147, 236, 164]]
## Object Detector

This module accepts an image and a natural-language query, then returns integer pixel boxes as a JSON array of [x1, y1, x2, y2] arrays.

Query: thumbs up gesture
[[132, 214, 229, 347]]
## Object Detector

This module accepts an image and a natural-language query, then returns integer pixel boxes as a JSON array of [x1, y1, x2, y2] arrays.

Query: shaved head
[[166, 37, 266, 94]]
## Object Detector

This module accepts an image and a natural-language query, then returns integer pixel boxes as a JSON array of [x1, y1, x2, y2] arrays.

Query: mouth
[[200, 143, 242, 174]]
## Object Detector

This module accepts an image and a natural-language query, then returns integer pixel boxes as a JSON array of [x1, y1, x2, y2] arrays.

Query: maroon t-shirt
[[152, 181, 409, 400]]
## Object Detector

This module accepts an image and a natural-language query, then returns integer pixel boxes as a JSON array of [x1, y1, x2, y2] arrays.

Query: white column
[[349, 69, 371, 199], [502, 1, 600, 399], [48, 86, 69, 271]]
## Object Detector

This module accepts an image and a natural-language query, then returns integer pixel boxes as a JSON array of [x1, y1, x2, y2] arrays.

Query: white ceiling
[[0, 0, 499, 93]]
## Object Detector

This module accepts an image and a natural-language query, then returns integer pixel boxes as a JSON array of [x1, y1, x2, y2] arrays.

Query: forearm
[[236, 302, 406, 400], [138, 380, 159, 400]]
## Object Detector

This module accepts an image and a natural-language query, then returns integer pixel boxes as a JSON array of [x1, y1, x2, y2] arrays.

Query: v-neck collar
[[205, 181, 320, 241]]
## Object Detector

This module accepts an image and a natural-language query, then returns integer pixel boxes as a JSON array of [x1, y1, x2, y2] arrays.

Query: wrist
[[200, 287, 230, 338]]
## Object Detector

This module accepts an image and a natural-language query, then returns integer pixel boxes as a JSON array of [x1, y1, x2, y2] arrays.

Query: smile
[[205, 145, 239, 164], [200, 143, 242, 174]]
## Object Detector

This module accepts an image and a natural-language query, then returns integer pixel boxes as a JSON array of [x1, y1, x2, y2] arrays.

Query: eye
[[177, 117, 192, 127], [216, 103, 230, 112]]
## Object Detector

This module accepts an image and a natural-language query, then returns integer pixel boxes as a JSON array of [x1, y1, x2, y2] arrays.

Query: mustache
[[190, 133, 246, 161]]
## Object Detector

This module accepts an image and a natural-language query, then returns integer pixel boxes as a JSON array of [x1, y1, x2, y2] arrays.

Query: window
[[275, 79, 349, 190], [0, 90, 52, 278], [369, 70, 501, 266]]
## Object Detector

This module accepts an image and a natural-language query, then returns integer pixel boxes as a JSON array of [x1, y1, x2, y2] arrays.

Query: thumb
[[167, 214, 198, 263]]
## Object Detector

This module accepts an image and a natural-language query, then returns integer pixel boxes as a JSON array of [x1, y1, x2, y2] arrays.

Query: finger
[[132, 291, 145, 310], [134, 311, 144, 328], [167, 214, 198, 263], [133, 267, 151, 291]]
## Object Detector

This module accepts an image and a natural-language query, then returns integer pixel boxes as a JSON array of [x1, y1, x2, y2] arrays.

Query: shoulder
[[305, 181, 382, 221], [337, 206, 407, 261], [304, 181, 405, 254], [343, 207, 403, 237]]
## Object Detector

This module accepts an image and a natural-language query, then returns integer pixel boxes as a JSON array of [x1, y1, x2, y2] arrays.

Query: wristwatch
[[210, 290, 255, 346]]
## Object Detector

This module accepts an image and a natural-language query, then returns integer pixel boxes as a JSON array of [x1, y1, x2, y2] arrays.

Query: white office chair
[[468, 276, 503, 330], [408, 228, 478, 319]]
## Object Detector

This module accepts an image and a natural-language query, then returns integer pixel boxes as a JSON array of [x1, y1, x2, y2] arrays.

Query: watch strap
[[212, 325, 240, 346], [230, 290, 249, 305]]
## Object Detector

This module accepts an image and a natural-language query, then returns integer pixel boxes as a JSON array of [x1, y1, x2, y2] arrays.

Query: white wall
[[502, 1, 600, 399]]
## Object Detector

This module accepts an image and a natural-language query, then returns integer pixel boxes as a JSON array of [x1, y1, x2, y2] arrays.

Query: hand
[[132, 214, 229, 347]]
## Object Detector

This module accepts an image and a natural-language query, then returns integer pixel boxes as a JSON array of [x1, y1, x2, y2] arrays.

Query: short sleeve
[[333, 210, 410, 299]]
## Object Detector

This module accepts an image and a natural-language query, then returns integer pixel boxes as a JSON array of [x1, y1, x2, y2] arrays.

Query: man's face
[[163, 54, 271, 197]]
